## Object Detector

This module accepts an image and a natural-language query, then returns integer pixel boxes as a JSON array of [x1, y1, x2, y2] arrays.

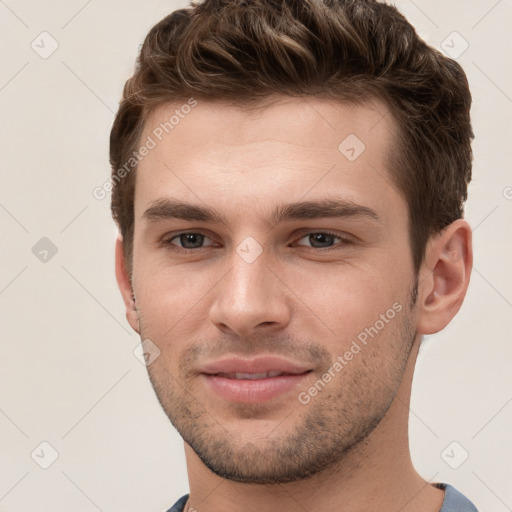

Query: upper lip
[[200, 356, 313, 375]]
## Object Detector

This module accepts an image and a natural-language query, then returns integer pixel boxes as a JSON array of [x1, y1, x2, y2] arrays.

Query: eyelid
[[161, 230, 217, 250], [160, 229, 355, 252], [292, 230, 354, 248]]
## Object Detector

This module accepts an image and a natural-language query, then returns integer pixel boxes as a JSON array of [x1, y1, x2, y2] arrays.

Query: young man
[[110, 0, 477, 510]]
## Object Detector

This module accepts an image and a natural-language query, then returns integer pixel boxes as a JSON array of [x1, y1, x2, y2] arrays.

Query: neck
[[182, 337, 444, 512]]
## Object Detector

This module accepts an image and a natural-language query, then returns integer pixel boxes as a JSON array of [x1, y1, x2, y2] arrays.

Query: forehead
[[134, 95, 402, 224], [142, 95, 394, 154]]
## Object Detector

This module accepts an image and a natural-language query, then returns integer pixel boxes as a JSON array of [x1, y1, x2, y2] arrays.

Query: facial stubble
[[138, 285, 418, 484]]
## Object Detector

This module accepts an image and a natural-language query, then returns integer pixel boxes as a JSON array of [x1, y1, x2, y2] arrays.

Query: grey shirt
[[165, 483, 478, 511]]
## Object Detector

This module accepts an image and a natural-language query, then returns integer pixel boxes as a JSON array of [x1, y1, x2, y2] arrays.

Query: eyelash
[[160, 231, 353, 253]]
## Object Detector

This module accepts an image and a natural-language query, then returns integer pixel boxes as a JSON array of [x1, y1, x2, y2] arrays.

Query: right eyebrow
[[142, 198, 224, 223]]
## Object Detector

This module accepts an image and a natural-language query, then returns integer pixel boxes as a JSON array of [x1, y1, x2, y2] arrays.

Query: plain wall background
[[0, 0, 511, 510]]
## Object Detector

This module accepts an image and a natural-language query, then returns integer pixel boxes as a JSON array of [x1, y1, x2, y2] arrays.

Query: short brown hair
[[110, 0, 473, 280]]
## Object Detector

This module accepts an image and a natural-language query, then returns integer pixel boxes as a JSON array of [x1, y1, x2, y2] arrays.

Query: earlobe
[[114, 233, 140, 334], [416, 219, 473, 335]]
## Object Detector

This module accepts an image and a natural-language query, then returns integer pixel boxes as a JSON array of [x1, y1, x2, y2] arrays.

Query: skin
[[115, 95, 472, 512]]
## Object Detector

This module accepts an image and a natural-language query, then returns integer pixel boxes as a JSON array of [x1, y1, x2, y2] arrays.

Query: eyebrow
[[142, 197, 381, 226]]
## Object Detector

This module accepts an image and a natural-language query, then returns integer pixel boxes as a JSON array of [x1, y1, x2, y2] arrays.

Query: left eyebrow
[[269, 198, 381, 225], [141, 197, 381, 227]]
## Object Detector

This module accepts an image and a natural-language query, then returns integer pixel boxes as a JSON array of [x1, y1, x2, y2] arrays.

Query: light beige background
[[0, 0, 511, 510]]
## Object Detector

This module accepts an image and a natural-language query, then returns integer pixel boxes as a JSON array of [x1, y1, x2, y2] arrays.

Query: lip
[[200, 356, 313, 404], [200, 355, 312, 375]]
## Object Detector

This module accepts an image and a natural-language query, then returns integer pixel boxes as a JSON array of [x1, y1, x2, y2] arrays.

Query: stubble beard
[[138, 277, 419, 484]]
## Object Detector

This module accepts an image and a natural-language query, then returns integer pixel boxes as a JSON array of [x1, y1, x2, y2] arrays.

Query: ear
[[416, 219, 473, 335], [114, 233, 140, 334]]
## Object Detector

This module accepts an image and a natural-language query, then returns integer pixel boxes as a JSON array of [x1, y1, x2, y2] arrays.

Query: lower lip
[[201, 373, 311, 403]]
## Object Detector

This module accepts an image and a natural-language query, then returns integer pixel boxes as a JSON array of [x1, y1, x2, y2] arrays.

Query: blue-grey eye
[[176, 233, 206, 249]]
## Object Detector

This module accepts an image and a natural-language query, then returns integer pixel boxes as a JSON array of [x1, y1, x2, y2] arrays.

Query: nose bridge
[[209, 241, 291, 335]]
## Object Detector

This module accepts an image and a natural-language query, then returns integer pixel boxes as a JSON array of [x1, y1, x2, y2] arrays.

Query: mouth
[[211, 370, 309, 380], [200, 357, 314, 403]]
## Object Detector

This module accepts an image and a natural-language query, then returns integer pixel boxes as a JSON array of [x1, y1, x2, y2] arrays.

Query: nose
[[208, 246, 292, 338]]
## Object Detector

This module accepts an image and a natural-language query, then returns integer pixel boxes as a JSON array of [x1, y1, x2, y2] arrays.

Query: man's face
[[129, 96, 418, 483]]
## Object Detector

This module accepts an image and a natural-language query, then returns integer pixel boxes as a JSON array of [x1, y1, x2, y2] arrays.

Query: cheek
[[134, 263, 218, 338], [284, 259, 410, 345]]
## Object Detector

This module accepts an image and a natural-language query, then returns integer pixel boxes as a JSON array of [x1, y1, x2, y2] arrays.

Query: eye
[[160, 230, 353, 253], [161, 232, 216, 251], [294, 231, 352, 250]]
